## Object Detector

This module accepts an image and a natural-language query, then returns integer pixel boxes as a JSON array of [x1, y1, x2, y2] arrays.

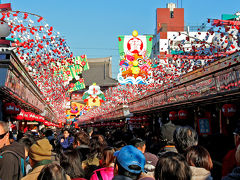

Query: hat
[[29, 138, 52, 161], [114, 145, 145, 174], [144, 152, 158, 167], [234, 127, 240, 135]]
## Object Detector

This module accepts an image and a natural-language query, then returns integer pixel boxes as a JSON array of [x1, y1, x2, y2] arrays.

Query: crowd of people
[[0, 120, 239, 180]]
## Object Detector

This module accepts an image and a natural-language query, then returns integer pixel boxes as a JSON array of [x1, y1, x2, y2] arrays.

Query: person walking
[[21, 138, 54, 180], [0, 121, 26, 180]]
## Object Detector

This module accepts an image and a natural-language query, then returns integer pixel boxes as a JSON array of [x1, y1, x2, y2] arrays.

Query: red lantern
[[15, 109, 25, 120], [169, 111, 178, 121], [31, 113, 36, 121], [43, 120, 50, 126], [4, 102, 16, 114], [222, 104, 237, 117], [34, 115, 40, 121], [38, 116, 45, 122], [24, 112, 31, 121], [14, 105, 21, 114], [178, 110, 188, 120]]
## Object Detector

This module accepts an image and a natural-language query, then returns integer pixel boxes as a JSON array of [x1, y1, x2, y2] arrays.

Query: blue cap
[[114, 145, 145, 174]]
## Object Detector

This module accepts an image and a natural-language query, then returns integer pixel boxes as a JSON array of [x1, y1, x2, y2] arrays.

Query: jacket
[[21, 164, 72, 180], [190, 166, 213, 180], [112, 175, 133, 180], [90, 167, 114, 180], [222, 167, 240, 180], [60, 136, 74, 150], [222, 148, 237, 177], [21, 165, 45, 180], [0, 142, 25, 180]]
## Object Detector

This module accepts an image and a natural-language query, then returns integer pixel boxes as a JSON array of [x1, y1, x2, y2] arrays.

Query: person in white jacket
[[186, 145, 213, 180]]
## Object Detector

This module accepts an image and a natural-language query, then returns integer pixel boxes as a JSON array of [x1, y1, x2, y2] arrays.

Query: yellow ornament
[[131, 66, 140, 75], [132, 30, 138, 37], [132, 60, 139, 66]]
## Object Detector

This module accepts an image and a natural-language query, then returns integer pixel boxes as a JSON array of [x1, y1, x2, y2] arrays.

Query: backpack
[[0, 150, 25, 178]]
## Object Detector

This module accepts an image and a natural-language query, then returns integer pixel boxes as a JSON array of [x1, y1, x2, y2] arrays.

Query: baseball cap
[[114, 145, 145, 174], [144, 152, 158, 167]]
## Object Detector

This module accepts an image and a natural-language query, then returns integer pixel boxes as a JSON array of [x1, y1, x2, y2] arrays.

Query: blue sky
[[2, 0, 240, 78]]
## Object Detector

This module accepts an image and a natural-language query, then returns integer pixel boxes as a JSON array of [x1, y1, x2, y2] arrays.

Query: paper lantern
[[15, 109, 25, 120], [169, 111, 178, 121], [43, 120, 50, 126], [38, 116, 45, 122], [14, 105, 21, 114], [4, 102, 16, 114], [24, 112, 31, 121], [34, 115, 40, 121], [178, 110, 188, 120], [222, 104, 236, 117]]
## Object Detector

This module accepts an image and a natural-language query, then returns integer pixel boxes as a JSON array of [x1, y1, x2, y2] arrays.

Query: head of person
[[45, 129, 54, 138], [37, 162, 68, 180], [18, 136, 35, 158], [0, 121, 10, 149], [86, 127, 93, 136], [155, 152, 192, 180], [114, 145, 145, 180], [88, 134, 107, 160], [73, 130, 90, 148], [129, 138, 146, 153], [28, 138, 53, 168], [62, 128, 70, 139], [186, 145, 213, 171], [143, 152, 158, 177], [114, 140, 127, 151], [102, 146, 115, 167], [60, 149, 84, 179], [39, 128, 46, 138], [233, 127, 240, 147], [173, 126, 198, 155]]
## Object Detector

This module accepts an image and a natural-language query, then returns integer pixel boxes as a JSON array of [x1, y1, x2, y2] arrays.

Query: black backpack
[[0, 150, 25, 178]]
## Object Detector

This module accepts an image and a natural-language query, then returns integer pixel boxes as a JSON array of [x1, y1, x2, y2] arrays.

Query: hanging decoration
[[169, 111, 178, 121], [78, 13, 240, 124], [82, 83, 106, 107], [117, 30, 153, 85], [222, 104, 237, 117], [0, 6, 88, 122]]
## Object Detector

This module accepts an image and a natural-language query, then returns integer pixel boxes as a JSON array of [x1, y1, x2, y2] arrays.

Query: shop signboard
[[187, 76, 216, 100], [5, 71, 45, 111], [197, 118, 211, 135], [215, 69, 237, 92]]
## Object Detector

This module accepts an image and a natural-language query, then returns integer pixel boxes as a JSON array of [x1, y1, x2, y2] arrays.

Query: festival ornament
[[117, 30, 153, 85], [82, 83, 106, 107], [222, 104, 236, 117]]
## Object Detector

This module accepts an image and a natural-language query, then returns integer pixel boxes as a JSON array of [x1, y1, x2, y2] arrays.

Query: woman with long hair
[[60, 149, 85, 180], [90, 146, 115, 180]]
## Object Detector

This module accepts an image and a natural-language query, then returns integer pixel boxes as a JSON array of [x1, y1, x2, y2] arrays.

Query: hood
[[0, 142, 25, 159], [190, 166, 212, 179]]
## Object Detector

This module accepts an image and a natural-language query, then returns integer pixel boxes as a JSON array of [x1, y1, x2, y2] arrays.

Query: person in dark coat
[[0, 121, 26, 180], [222, 127, 240, 177], [222, 144, 240, 180], [113, 145, 145, 180]]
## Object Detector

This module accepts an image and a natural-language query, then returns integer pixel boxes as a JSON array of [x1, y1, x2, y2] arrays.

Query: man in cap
[[21, 138, 53, 180], [222, 127, 240, 177], [139, 152, 158, 180], [113, 145, 145, 180]]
